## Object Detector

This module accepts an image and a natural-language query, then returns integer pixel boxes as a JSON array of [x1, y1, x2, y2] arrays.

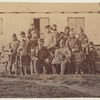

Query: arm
[[66, 48, 71, 59], [47, 35, 56, 49]]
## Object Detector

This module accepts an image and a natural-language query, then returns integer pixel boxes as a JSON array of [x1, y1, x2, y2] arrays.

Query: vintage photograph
[[0, 2, 100, 98]]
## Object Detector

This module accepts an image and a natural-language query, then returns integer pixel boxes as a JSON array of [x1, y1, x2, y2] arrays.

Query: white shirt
[[41, 32, 56, 49]]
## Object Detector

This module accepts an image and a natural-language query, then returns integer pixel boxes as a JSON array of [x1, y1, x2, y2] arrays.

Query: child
[[52, 39, 71, 75], [51, 24, 59, 47], [64, 26, 70, 37], [0, 45, 9, 72], [57, 32, 66, 47], [9, 33, 20, 75], [81, 38, 89, 62], [17, 39, 30, 75], [72, 44, 83, 74], [88, 41, 97, 74], [66, 31, 77, 51]]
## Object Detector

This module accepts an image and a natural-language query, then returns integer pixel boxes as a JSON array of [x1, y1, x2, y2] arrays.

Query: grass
[[0, 73, 99, 97]]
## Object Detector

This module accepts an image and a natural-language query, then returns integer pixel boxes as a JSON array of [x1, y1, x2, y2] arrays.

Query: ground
[[0, 64, 100, 98], [0, 72, 100, 98]]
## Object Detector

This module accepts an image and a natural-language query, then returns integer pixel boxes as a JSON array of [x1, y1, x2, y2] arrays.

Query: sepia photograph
[[0, 2, 100, 98]]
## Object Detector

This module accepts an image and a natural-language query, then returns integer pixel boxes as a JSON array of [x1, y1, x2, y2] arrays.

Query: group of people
[[0, 23, 98, 75]]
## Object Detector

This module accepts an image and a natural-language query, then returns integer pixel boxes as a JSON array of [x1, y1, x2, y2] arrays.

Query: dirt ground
[[0, 71, 100, 98]]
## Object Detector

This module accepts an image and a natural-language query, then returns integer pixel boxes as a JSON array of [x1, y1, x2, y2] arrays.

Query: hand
[[35, 57, 38, 60], [72, 49, 75, 52], [45, 59, 49, 64], [47, 47, 50, 49]]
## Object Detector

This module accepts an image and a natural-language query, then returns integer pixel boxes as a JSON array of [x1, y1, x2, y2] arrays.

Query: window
[[0, 18, 3, 35], [67, 17, 85, 33], [33, 17, 49, 35]]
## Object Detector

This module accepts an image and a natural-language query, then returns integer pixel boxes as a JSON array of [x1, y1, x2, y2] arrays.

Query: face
[[20, 34, 25, 38], [38, 41, 44, 49], [65, 28, 70, 33], [60, 40, 65, 48], [89, 44, 93, 48], [30, 24, 35, 29], [60, 32, 64, 37], [75, 34, 80, 39], [12, 36, 16, 41], [27, 33, 32, 39], [79, 29, 83, 34], [31, 30, 38, 38], [74, 45, 79, 51], [70, 32, 75, 38], [52, 25, 57, 31], [45, 27, 51, 33]]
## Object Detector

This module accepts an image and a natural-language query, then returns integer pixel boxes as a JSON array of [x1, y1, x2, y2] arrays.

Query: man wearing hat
[[30, 38, 50, 75], [64, 26, 70, 38], [20, 31, 27, 41], [51, 24, 59, 47]]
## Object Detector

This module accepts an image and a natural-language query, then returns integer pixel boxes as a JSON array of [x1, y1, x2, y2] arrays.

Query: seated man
[[52, 39, 71, 75], [31, 38, 50, 75]]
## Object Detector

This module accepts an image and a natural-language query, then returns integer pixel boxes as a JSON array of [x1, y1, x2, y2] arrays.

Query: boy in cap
[[51, 24, 59, 47], [64, 26, 70, 39], [57, 32, 66, 48], [66, 31, 77, 51], [71, 44, 83, 74], [87, 41, 97, 74]]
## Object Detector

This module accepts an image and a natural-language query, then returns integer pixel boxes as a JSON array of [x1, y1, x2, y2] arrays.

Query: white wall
[[0, 13, 100, 45]]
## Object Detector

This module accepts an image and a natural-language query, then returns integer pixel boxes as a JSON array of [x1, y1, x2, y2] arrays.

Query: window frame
[[33, 17, 50, 34], [67, 17, 85, 33], [0, 18, 3, 35]]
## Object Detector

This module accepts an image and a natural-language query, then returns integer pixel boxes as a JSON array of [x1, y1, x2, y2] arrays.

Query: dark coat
[[27, 38, 38, 54], [32, 46, 50, 63]]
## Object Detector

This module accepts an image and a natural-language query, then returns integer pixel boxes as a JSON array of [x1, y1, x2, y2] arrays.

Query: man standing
[[26, 29, 39, 75], [9, 33, 20, 75], [41, 25, 56, 54], [20, 31, 27, 41], [51, 24, 59, 47]]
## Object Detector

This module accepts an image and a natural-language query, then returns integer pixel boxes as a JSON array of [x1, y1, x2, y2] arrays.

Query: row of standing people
[[7, 24, 98, 75]]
